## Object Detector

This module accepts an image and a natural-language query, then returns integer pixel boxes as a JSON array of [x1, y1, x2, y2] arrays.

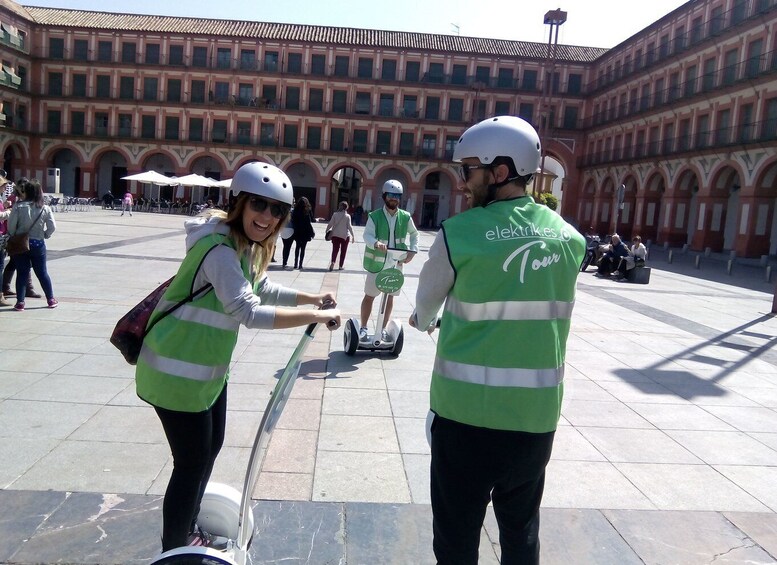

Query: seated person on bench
[[596, 234, 629, 276], [612, 235, 647, 279]]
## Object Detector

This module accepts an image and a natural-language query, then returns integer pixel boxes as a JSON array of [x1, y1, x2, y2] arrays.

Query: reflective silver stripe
[[435, 357, 564, 388], [157, 300, 239, 332], [445, 297, 574, 322], [140, 346, 229, 382]]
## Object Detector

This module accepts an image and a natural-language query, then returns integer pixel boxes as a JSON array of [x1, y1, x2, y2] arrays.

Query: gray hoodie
[[184, 216, 297, 329]]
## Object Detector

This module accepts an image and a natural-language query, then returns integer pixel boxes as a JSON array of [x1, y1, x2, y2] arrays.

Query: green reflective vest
[[135, 233, 250, 412], [432, 196, 586, 433], [363, 208, 411, 273]]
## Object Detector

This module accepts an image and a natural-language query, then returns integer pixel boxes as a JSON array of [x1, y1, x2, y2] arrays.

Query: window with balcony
[[141, 115, 155, 139], [97, 41, 112, 62], [190, 80, 205, 103], [709, 6, 724, 35], [746, 39, 763, 78], [283, 124, 298, 148], [287, 53, 302, 73], [237, 121, 251, 144], [563, 106, 578, 129], [118, 113, 131, 137], [399, 132, 414, 155], [285, 86, 300, 110], [567, 73, 582, 94], [690, 16, 703, 44], [189, 117, 203, 141], [46, 110, 61, 134], [379, 93, 394, 116], [495, 100, 510, 116], [358, 57, 373, 79], [702, 58, 716, 91], [427, 63, 444, 83], [330, 127, 345, 151], [239, 49, 255, 70], [213, 48, 230, 69], [355, 91, 371, 114], [120, 76, 134, 99], [518, 103, 533, 123], [306, 126, 321, 150], [475, 66, 490, 86], [214, 81, 229, 103], [48, 72, 63, 96], [237, 83, 253, 106], [696, 114, 710, 148], [165, 116, 179, 140], [472, 99, 486, 122], [738, 103, 754, 142], [451, 64, 467, 85], [634, 130, 645, 158], [73, 39, 88, 61], [352, 129, 368, 152], [376, 131, 391, 154], [716, 109, 731, 144], [732, 0, 747, 24], [648, 125, 659, 156], [425, 96, 440, 120], [146, 44, 160, 65], [142, 77, 157, 101], [332, 90, 347, 113], [422, 134, 437, 158], [264, 51, 279, 72], [668, 74, 679, 102], [49, 37, 64, 59], [678, 119, 690, 150], [654, 78, 665, 105], [192, 46, 208, 67], [497, 68, 513, 88], [448, 98, 464, 121], [309, 88, 323, 112], [95, 112, 109, 136], [405, 61, 420, 82], [71, 73, 86, 97], [212, 119, 227, 143], [334, 55, 349, 76], [167, 79, 181, 102], [169, 45, 183, 66], [121, 42, 136, 63], [260, 123, 275, 146], [261, 85, 277, 106], [71, 111, 85, 135], [640, 84, 650, 110], [674, 25, 686, 52], [311, 54, 326, 75], [381, 59, 397, 80], [403, 95, 418, 118], [444, 136, 457, 159], [659, 35, 670, 59], [763, 98, 777, 139], [684, 65, 697, 97], [723, 49, 738, 85], [522, 69, 537, 91], [96, 75, 110, 97]]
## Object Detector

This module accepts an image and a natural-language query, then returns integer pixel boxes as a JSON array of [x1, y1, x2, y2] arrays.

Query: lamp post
[[537, 9, 567, 196]]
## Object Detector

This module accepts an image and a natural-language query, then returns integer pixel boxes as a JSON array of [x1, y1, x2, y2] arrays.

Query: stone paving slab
[[2, 210, 777, 562]]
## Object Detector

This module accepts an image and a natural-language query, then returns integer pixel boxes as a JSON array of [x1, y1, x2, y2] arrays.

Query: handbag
[[7, 209, 44, 256], [111, 277, 212, 365], [325, 229, 333, 241]]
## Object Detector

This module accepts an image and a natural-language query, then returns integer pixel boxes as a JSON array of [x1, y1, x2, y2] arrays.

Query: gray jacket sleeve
[[412, 230, 454, 330]]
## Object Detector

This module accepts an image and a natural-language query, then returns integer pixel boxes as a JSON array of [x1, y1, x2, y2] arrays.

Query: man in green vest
[[410, 116, 585, 564], [359, 179, 419, 341]]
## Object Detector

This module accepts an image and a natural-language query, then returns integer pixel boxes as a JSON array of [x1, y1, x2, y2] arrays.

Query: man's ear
[[493, 163, 510, 183]]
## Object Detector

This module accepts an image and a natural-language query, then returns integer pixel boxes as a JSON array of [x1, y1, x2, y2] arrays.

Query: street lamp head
[[544, 9, 567, 25]]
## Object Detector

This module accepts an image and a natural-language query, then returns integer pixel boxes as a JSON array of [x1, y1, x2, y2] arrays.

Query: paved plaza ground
[[1, 207, 777, 564]]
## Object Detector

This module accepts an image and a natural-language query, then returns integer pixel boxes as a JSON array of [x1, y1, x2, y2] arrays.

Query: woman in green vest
[[135, 161, 341, 552]]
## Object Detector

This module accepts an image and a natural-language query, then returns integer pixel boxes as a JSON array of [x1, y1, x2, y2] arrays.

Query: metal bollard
[[704, 247, 712, 257], [668, 250, 674, 264], [761, 255, 769, 267], [695, 255, 701, 269], [767, 265, 772, 283], [727, 259, 734, 275]]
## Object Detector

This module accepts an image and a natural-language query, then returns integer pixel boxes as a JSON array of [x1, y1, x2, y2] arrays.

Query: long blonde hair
[[203, 194, 289, 281]]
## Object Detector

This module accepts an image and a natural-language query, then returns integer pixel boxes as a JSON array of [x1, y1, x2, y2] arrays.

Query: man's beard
[[469, 183, 489, 208], [385, 199, 399, 210]]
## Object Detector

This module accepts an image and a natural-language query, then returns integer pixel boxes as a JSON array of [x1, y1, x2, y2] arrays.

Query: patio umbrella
[[121, 170, 179, 185]]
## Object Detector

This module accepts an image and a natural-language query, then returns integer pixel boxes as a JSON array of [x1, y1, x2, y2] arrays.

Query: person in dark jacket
[[290, 197, 315, 270], [595, 234, 629, 276]]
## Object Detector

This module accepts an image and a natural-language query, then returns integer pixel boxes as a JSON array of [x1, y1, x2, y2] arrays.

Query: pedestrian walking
[[290, 196, 315, 270], [326, 201, 355, 270], [410, 116, 586, 564], [121, 190, 134, 216], [135, 162, 341, 552]]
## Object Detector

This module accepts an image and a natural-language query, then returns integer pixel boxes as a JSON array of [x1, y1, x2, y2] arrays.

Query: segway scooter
[[150, 304, 338, 565], [343, 247, 407, 357]]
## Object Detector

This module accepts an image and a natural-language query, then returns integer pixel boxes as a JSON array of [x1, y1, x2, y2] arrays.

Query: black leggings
[[293, 239, 309, 268], [154, 385, 228, 551]]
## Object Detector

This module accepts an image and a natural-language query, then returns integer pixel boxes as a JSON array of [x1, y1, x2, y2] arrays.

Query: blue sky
[[21, 0, 690, 48]]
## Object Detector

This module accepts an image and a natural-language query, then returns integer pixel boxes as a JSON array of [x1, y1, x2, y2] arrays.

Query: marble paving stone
[[595, 380, 689, 404], [11, 374, 131, 405], [724, 386, 777, 407], [249, 500, 344, 563], [702, 405, 777, 432], [563, 379, 617, 403], [318, 414, 400, 453], [289, 374, 326, 399], [0, 489, 70, 562], [224, 409, 263, 446], [403, 453, 431, 504], [542, 460, 655, 509], [253, 471, 313, 501], [56, 352, 137, 378], [604, 509, 776, 564], [326, 366, 387, 389], [0, 349, 80, 374], [388, 389, 429, 418], [70, 405, 163, 444], [228, 360, 285, 385], [0, 399, 101, 440], [550, 425, 607, 462], [345, 502, 435, 564], [723, 511, 777, 559], [9, 491, 162, 564], [322, 387, 392, 416], [666, 430, 777, 465], [626, 402, 736, 431], [0, 371, 47, 399], [275, 398, 322, 430], [539, 508, 643, 564], [11, 440, 170, 494], [227, 382, 274, 411], [615, 463, 770, 512], [108, 381, 151, 407], [750, 432, 777, 451], [394, 416, 429, 454], [658, 382, 760, 406], [21, 334, 105, 354], [561, 400, 654, 429], [576, 427, 701, 464], [385, 369, 432, 392], [0, 437, 59, 489], [313, 451, 411, 503], [263, 429, 318, 474], [714, 465, 777, 512]]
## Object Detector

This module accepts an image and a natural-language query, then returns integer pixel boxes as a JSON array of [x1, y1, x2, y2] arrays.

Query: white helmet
[[382, 179, 403, 195], [452, 116, 541, 177], [229, 162, 293, 205]]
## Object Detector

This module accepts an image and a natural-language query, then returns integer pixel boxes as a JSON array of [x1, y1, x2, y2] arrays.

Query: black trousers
[[430, 415, 555, 565], [154, 385, 228, 551]]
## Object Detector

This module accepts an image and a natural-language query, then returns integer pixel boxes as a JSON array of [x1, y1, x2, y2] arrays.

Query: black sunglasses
[[457, 164, 491, 182], [247, 196, 289, 219]]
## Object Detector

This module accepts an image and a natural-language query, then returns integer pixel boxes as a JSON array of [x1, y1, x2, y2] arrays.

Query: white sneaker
[[359, 327, 369, 342]]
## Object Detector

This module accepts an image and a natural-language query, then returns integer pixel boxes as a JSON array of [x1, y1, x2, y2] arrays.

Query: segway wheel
[[344, 319, 359, 356], [150, 546, 237, 565], [390, 326, 404, 357]]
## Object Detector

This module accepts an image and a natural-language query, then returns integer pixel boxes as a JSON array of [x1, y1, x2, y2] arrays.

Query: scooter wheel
[[390, 326, 404, 357], [344, 319, 359, 356]]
